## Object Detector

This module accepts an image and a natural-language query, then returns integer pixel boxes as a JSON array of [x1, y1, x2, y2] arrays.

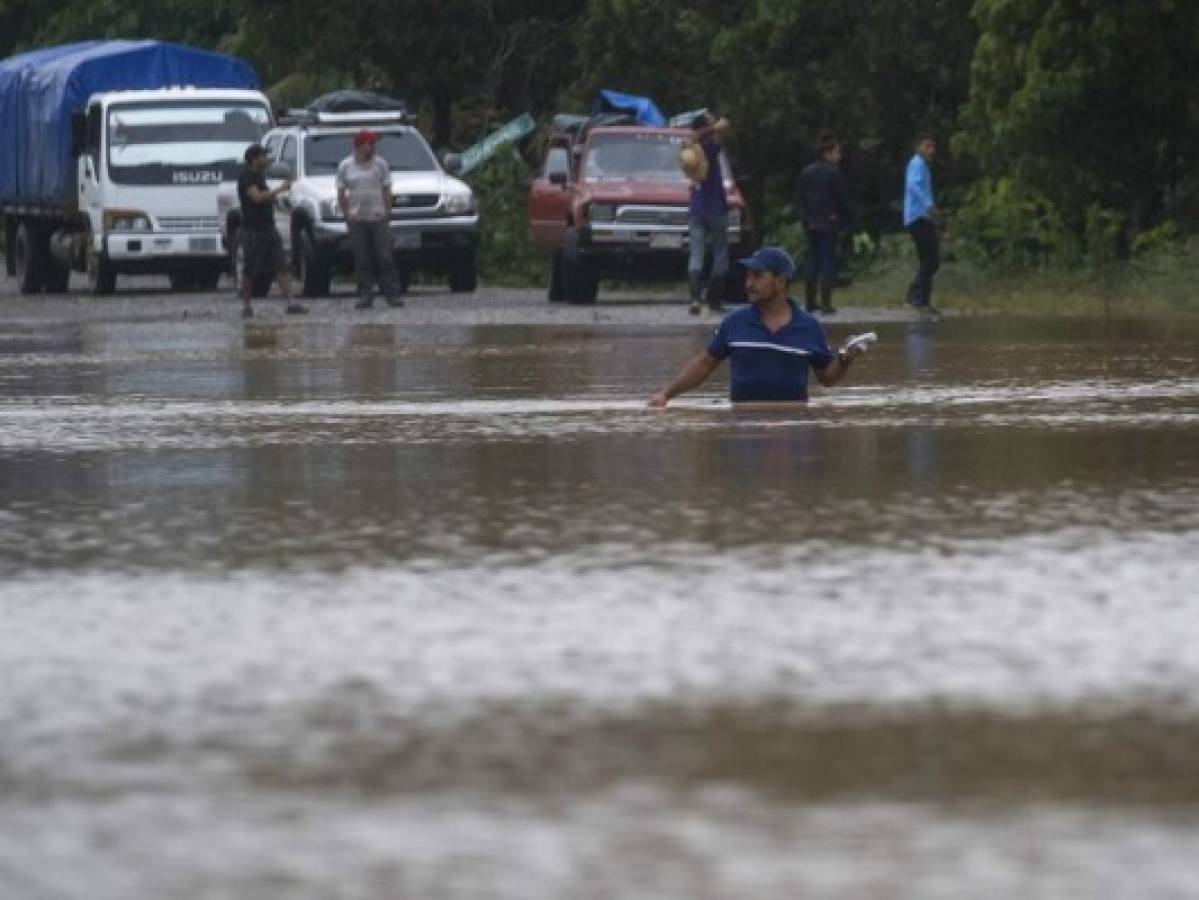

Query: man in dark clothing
[[237, 144, 306, 318], [684, 112, 731, 315], [795, 132, 854, 315]]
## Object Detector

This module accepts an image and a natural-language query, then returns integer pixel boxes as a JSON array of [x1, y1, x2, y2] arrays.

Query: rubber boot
[[819, 280, 836, 315], [804, 279, 819, 313], [688, 272, 703, 315], [705, 274, 725, 313]]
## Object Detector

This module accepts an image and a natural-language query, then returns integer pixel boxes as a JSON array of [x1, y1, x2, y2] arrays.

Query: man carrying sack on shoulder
[[680, 112, 731, 316]]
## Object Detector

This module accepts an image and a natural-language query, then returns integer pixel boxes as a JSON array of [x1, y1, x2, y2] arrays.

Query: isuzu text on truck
[[0, 40, 272, 294]]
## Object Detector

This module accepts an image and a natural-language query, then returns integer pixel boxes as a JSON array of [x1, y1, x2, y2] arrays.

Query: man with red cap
[[337, 129, 403, 309]]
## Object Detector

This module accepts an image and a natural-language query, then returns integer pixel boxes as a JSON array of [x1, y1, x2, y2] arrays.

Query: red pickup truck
[[528, 114, 751, 304]]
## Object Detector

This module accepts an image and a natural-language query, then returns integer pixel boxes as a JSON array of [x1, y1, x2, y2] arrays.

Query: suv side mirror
[[267, 162, 293, 180], [442, 152, 463, 175]]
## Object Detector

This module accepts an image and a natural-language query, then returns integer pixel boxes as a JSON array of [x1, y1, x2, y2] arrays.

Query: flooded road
[[2, 289, 1199, 898]]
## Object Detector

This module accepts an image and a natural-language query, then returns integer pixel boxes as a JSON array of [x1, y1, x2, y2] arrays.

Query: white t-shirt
[[336, 155, 391, 223]]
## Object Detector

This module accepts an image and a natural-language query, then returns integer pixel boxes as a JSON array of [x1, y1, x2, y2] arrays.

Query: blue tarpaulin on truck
[[591, 90, 666, 127], [0, 40, 259, 207]]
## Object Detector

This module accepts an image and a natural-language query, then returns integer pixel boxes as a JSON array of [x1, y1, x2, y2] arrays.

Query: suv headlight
[[590, 203, 615, 223], [444, 192, 475, 215], [319, 198, 344, 221], [104, 209, 152, 232], [728, 208, 742, 231]]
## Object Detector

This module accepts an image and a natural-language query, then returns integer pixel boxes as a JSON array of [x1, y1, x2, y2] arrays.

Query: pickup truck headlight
[[319, 199, 344, 221], [728, 208, 742, 231], [590, 203, 615, 223], [104, 209, 152, 232], [444, 192, 475, 215]]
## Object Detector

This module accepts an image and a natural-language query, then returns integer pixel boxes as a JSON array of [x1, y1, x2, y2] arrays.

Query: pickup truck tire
[[85, 244, 116, 296], [725, 259, 749, 304], [547, 249, 565, 302], [14, 222, 47, 294], [561, 227, 598, 304], [297, 230, 331, 297], [448, 247, 478, 293]]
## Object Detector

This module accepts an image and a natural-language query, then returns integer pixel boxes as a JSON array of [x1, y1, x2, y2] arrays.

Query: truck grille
[[616, 206, 689, 227], [392, 194, 439, 209], [157, 215, 220, 232]]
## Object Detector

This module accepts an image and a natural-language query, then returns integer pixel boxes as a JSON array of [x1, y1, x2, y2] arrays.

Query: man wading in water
[[648, 246, 871, 407]]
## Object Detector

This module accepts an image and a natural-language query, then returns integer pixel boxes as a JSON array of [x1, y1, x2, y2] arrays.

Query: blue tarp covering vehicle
[[590, 90, 666, 128], [0, 40, 259, 207]]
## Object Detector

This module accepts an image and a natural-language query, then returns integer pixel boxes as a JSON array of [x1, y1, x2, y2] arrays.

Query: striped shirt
[[706, 300, 834, 402]]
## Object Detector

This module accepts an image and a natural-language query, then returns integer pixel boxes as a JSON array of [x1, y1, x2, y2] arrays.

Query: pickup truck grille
[[616, 206, 689, 227], [392, 194, 439, 209], [157, 215, 220, 232]]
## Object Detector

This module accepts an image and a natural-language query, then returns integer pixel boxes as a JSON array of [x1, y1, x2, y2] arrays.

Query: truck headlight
[[728, 208, 742, 231], [104, 209, 152, 232], [444, 192, 475, 215], [590, 203, 615, 223], [319, 199, 344, 221]]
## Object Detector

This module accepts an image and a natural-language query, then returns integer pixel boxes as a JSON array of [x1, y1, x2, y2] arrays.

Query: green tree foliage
[[956, 0, 1199, 255]]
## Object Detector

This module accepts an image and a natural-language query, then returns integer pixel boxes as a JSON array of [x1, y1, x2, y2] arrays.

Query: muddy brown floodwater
[[2, 294, 1199, 898]]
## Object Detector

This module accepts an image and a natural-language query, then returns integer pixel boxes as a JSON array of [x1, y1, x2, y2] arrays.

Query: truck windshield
[[106, 102, 271, 185], [304, 132, 437, 176], [583, 133, 720, 184]]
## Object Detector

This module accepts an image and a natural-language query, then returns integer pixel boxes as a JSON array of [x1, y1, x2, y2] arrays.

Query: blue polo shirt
[[706, 300, 835, 402]]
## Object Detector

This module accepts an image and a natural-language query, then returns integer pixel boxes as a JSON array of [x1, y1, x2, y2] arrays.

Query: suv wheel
[[297, 229, 330, 297], [448, 247, 477, 293]]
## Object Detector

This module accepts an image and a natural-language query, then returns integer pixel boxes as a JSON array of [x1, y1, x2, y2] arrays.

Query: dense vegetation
[[3, 0, 1198, 297]]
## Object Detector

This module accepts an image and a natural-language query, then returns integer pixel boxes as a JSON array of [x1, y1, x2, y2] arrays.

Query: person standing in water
[[648, 246, 870, 407]]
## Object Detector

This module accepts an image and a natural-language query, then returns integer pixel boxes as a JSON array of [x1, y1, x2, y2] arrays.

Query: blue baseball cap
[[739, 246, 796, 279]]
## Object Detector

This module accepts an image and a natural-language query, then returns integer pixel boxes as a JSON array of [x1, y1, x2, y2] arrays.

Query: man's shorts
[[241, 228, 287, 279]]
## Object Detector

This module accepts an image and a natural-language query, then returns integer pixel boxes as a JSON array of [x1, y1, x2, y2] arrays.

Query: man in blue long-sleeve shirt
[[904, 134, 939, 314]]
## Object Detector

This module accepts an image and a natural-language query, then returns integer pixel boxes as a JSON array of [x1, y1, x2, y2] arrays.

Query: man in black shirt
[[795, 132, 854, 315], [237, 144, 306, 318]]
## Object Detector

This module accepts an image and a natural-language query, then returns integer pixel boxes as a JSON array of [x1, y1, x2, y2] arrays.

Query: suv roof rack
[[277, 108, 413, 127]]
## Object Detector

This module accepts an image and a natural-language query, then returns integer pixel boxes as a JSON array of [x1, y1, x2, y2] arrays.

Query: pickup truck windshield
[[583, 133, 697, 184], [107, 102, 271, 185], [304, 132, 437, 176]]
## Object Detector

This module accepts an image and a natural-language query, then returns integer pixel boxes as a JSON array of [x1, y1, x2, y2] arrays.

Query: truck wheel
[[448, 247, 477, 293], [195, 267, 222, 292], [561, 227, 598, 304], [548, 249, 565, 302], [14, 222, 47, 294], [298, 230, 330, 297], [169, 271, 198, 292], [44, 261, 71, 293], [86, 245, 116, 296]]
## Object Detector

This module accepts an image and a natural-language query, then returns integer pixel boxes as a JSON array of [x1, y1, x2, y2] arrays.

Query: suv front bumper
[[311, 215, 478, 259]]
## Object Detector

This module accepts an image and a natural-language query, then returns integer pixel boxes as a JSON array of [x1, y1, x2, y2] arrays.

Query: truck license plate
[[649, 233, 682, 249], [394, 232, 421, 250], [189, 237, 218, 254]]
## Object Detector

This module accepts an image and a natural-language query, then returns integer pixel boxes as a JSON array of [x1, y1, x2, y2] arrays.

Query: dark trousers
[[907, 217, 940, 307], [804, 228, 838, 282], [349, 220, 400, 300]]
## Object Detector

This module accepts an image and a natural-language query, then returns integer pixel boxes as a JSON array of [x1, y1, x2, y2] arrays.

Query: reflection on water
[[2, 315, 1199, 898]]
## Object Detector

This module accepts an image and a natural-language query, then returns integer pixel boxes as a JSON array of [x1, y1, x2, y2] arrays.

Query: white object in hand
[[842, 332, 878, 355]]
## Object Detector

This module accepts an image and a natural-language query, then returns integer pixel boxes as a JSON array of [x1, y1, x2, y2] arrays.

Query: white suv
[[219, 109, 478, 297]]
